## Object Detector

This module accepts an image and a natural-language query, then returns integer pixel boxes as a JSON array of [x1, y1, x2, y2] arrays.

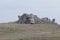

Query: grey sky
[[0, 0, 60, 24]]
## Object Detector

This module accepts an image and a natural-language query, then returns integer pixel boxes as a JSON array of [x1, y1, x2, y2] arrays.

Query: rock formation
[[16, 13, 57, 24]]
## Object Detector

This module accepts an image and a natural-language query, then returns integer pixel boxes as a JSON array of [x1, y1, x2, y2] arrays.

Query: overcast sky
[[0, 0, 60, 24]]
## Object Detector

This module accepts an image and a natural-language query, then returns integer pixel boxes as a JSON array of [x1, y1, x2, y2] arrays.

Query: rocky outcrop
[[16, 13, 56, 24]]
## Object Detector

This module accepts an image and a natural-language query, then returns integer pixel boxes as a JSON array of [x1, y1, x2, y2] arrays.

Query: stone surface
[[16, 13, 56, 24]]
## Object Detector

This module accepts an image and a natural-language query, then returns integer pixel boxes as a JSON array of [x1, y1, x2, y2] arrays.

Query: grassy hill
[[0, 23, 60, 40]]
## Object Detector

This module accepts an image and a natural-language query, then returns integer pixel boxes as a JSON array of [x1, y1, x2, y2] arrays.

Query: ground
[[0, 23, 60, 40]]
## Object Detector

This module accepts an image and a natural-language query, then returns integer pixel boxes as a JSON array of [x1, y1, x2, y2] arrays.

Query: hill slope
[[0, 23, 60, 40]]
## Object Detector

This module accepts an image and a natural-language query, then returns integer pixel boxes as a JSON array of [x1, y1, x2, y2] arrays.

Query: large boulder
[[16, 13, 35, 24], [41, 17, 51, 23]]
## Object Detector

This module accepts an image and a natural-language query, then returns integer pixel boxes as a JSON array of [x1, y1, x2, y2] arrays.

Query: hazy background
[[0, 0, 60, 24]]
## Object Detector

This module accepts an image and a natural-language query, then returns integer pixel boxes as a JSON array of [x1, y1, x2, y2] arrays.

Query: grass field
[[0, 23, 60, 40]]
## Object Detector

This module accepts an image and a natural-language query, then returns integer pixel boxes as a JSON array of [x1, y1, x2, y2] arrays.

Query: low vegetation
[[0, 23, 60, 40]]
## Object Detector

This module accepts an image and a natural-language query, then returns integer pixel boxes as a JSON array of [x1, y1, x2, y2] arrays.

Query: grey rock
[[52, 18, 55, 23], [16, 13, 57, 24]]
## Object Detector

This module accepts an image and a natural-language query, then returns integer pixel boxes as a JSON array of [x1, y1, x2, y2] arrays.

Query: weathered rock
[[16, 13, 56, 24], [41, 17, 51, 23], [52, 18, 55, 23]]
